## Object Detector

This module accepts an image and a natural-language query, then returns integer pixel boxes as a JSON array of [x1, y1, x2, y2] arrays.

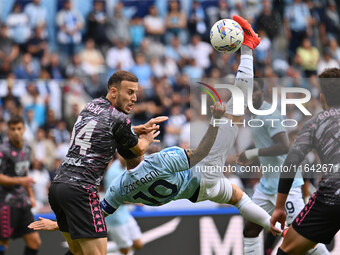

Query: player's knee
[[243, 226, 260, 238], [132, 239, 143, 250], [26, 235, 41, 249], [119, 247, 130, 254]]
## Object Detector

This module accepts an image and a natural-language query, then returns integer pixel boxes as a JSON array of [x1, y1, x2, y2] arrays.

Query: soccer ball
[[210, 19, 244, 54]]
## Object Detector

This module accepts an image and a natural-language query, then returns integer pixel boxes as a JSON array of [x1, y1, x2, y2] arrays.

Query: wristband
[[244, 148, 259, 160]]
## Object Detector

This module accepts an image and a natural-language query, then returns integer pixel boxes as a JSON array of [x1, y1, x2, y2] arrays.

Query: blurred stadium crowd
[[0, 0, 339, 212]]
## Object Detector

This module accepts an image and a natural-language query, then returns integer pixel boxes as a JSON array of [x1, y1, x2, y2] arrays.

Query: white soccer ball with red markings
[[210, 19, 244, 54]]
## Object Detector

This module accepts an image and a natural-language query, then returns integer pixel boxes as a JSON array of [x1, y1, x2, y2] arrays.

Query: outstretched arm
[[238, 132, 289, 165], [270, 121, 315, 232], [186, 104, 226, 167]]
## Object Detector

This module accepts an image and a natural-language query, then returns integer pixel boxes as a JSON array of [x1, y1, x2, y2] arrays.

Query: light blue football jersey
[[104, 147, 200, 209], [104, 160, 131, 226], [251, 101, 304, 195]]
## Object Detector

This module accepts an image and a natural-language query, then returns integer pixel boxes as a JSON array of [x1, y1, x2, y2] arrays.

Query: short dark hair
[[107, 70, 138, 89], [319, 68, 340, 107], [8, 115, 25, 126]]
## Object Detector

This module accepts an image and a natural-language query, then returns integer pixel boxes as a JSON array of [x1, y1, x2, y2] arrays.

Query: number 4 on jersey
[[69, 116, 98, 155]]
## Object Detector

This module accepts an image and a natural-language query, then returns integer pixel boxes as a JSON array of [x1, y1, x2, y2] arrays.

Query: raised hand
[[211, 103, 226, 119]]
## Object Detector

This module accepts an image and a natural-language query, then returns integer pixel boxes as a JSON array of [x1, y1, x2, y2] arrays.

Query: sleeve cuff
[[100, 199, 116, 215]]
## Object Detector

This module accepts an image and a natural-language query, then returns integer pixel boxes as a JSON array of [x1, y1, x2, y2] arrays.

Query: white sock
[[225, 46, 254, 115], [307, 243, 330, 255], [235, 193, 281, 233], [244, 237, 263, 255]]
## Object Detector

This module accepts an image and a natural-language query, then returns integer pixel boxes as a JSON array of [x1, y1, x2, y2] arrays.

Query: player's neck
[[10, 139, 23, 149], [105, 93, 116, 106], [125, 157, 143, 170]]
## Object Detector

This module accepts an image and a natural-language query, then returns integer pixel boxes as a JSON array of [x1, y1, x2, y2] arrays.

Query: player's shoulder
[[0, 141, 11, 154], [315, 108, 340, 123]]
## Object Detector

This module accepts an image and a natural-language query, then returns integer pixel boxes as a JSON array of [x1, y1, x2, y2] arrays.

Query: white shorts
[[107, 216, 142, 249], [195, 121, 239, 204], [252, 187, 305, 225]]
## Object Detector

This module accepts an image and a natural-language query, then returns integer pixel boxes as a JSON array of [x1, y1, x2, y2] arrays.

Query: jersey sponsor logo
[[62, 156, 82, 167], [14, 161, 30, 176]]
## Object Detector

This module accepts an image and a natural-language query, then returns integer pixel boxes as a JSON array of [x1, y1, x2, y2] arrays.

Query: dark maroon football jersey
[[53, 97, 138, 186], [0, 141, 32, 208], [279, 107, 340, 205]]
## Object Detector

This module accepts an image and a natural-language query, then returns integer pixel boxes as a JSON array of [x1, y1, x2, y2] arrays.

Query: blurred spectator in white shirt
[[106, 40, 134, 71], [80, 39, 105, 75], [187, 34, 212, 69], [24, 0, 48, 31], [6, 3, 31, 45], [144, 5, 165, 42], [32, 128, 56, 171], [317, 48, 340, 74]]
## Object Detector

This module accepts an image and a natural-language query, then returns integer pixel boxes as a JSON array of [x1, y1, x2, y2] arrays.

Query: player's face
[[252, 83, 263, 110], [8, 122, 25, 145], [116, 80, 138, 114]]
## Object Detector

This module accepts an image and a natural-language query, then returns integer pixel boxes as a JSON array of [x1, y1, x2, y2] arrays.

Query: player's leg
[[77, 237, 107, 255], [205, 178, 281, 234], [279, 193, 340, 255], [128, 217, 143, 251], [49, 184, 108, 255], [0, 203, 12, 255], [243, 189, 276, 255], [285, 188, 330, 255], [20, 206, 41, 255], [229, 185, 280, 233], [277, 226, 316, 255], [22, 232, 41, 255], [61, 232, 83, 255], [107, 222, 132, 255], [224, 15, 260, 116]]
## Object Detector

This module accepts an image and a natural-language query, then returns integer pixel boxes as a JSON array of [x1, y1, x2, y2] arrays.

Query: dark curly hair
[[319, 68, 340, 107]]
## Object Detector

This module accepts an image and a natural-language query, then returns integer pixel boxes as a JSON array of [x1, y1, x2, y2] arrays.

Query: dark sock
[[65, 250, 74, 255], [24, 246, 38, 255], [0, 245, 5, 255], [277, 247, 289, 255]]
